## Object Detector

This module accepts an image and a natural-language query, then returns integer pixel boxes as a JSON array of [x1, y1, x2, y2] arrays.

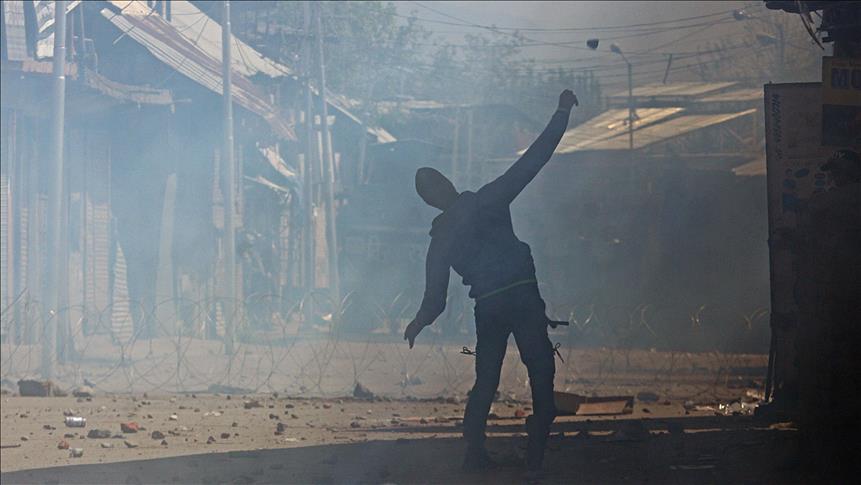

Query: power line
[[401, 1, 766, 58], [355, 41, 761, 88], [396, 17, 741, 51], [336, 39, 753, 78], [405, 1, 761, 33]]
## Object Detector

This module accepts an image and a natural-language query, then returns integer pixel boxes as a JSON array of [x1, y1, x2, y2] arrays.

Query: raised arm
[[404, 236, 450, 348], [479, 90, 576, 206]]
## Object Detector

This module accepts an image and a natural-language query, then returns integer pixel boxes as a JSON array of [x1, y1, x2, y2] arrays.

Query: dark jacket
[[414, 108, 570, 326]]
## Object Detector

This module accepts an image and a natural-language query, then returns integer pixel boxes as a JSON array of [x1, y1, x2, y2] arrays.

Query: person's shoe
[[462, 448, 499, 472]]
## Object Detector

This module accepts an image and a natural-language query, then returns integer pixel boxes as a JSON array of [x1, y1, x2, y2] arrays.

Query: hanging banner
[[822, 56, 861, 147]]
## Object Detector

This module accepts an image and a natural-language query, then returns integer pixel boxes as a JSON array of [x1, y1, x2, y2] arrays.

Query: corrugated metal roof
[[161, 1, 292, 79], [322, 92, 397, 143], [732, 157, 766, 176], [600, 109, 757, 151], [106, 1, 289, 78], [610, 82, 738, 99], [105, 1, 394, 144], [552, 107, 757, 154], [101, 3, 296, 140], [554, 107, 684, 154], [698, 88, 762, 103]]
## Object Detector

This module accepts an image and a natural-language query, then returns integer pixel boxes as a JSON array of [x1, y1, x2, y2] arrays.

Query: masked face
[[415, 167, 459, 211]]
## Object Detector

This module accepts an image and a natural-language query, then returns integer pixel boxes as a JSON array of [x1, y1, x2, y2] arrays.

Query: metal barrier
[[1, 290, 769, 400]]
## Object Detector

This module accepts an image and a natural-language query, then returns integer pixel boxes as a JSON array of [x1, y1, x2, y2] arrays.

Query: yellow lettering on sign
[[823, 57, 861, 106]]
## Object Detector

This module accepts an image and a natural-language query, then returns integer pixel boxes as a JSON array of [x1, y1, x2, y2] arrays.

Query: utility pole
[[609, 43, 634, 153], [222, 0, 236, 355], [314, 2, 340, 310], [301, 1, 315, 327], [43, 0, 67, 380]]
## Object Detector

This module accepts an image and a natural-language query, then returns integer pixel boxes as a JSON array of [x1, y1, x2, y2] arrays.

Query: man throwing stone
[[404, 89, 577, 473]]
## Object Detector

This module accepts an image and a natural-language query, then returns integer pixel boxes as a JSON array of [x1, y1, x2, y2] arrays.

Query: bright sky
[[392, 1, 805, 90]]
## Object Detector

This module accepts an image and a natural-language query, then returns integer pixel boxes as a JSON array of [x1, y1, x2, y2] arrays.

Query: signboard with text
[[822, 57, 861, 147], [762, 82, 847, 397], [765, 83, 834, 319]]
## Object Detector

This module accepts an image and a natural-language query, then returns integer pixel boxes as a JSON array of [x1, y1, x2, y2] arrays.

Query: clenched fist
[[558, 89, 578, 111]]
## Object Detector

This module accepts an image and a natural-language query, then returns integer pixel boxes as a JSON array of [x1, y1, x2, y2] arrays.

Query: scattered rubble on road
[[120, 422, 140, 433], [353, 382, 375, 400], [72, 386, 95, 399], [87, 429, 111, 439]]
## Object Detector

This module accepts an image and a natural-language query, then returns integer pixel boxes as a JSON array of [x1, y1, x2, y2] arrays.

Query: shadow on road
[[1, 417, 812, 484]]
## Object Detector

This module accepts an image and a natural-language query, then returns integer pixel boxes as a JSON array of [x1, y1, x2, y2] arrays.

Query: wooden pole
[[314, 2, 340, 310]]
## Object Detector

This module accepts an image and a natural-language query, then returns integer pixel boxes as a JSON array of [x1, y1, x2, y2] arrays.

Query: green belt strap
[[475, 279, 537, 302]]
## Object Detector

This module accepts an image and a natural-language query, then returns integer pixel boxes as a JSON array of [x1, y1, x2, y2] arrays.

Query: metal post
[[43, 0, 67, 380], [314, 2, 340, 309], [777, 23, 785, 80], [466, 109, 473, 187], [627, 61, 634, 152], [302, 1, 315, 327], [357, 115, 368, 185], [451, 109, 460, 185], [662, 53, 673, 84], [222, 0, 236, 355]]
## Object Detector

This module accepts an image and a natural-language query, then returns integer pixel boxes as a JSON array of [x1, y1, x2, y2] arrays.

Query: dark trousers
[[462, 284, 556, 466]]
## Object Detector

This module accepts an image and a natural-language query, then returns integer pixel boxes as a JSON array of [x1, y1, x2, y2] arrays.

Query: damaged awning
[[244, 175, 291, 194], [83, 68, 173, 105], [259, 145, 299, 189], [101, 1, 296, 140]]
